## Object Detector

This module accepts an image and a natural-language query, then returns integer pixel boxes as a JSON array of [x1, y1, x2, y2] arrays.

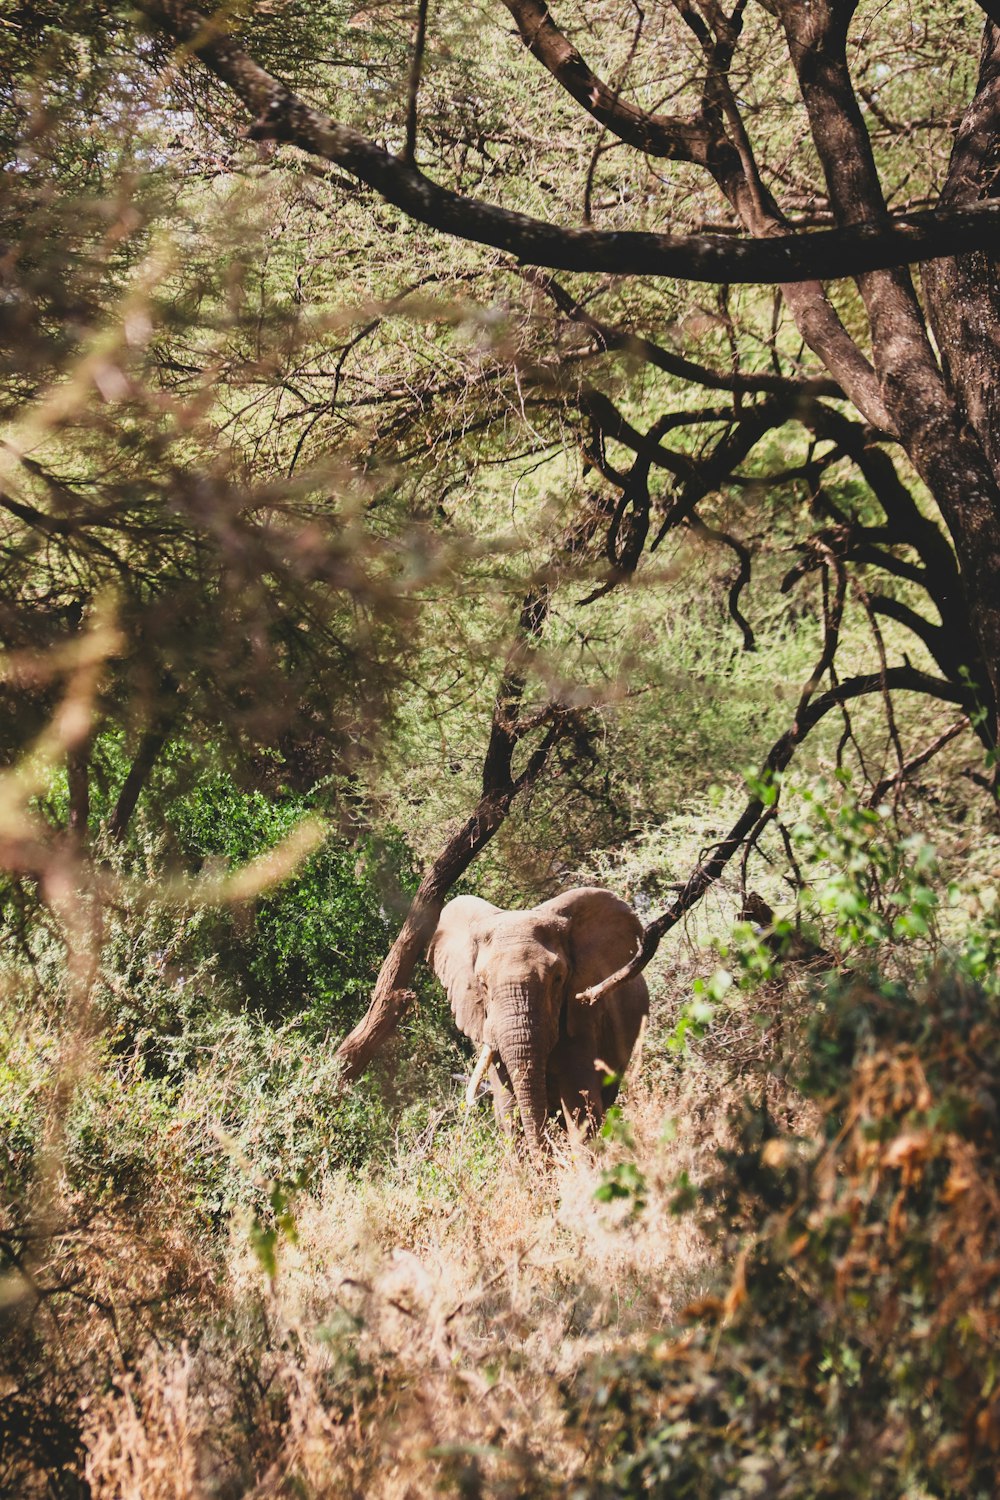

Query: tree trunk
[[334, 791, 520, 1083], [109, 714, 173, 846], [919, 22, 1000, 734], [775, 0, 1000, 735], [66, 741, 90, 846]]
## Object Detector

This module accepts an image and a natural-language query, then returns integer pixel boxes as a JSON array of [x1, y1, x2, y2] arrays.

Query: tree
[[128, 0, 1000, 1050], [134, 0, 1000, 700], [13, 1, 1000, 1056]]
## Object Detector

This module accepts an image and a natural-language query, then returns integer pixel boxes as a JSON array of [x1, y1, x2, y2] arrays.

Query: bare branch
[[403, 0, 430, 166], [866, 718, 971, 808], [500, 0, 715, 163], [689, 515, 755, 651], [524, 269, 843, 398]]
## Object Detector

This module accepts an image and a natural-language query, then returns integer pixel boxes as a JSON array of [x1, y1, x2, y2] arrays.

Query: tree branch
[[139, 1, 1000, 285], [333, 504, 616, 1083], [578, 664, 967, 1002], [866, 717, 972, 807], [688, 515, 755, 651], [108, 682, 178, 842], [524, 269, 843, 398], [403, 0, 430, 166], [498, 0, 892, 428], [499, 0, 715, 163]]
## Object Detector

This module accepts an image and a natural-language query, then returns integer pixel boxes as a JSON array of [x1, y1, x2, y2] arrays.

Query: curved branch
[[524, 269, 843, 398], [866, 717, 972, 807], [500, 0, 713, 163], [688, 515, 755, 651]]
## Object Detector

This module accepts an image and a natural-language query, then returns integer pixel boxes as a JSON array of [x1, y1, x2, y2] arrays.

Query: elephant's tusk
[[465, 1042, 494, 1108]]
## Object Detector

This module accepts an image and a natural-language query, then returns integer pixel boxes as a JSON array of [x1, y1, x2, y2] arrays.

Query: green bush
[[564, 780, 1000, 1498], [2, 761, 464, 1225], [38, 739, 431, 1036], [163, 770, 423, 1031]]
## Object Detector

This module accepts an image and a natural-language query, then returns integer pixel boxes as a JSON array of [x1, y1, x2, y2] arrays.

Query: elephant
[[426, 886, 649, 1158]]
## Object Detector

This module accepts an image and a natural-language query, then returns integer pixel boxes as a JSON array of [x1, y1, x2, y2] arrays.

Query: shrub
[[565, 964, 1000, 1499], [164, 770, 424, 1032]]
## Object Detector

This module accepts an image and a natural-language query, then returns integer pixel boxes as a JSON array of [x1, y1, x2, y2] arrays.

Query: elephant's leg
[[489, 1061, 518, 1137], [550, 1037, 605, 1139]]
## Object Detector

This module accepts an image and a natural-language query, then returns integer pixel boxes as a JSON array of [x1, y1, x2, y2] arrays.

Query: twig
[[403, 0, 430, 166], [866, 717, 971, 807]]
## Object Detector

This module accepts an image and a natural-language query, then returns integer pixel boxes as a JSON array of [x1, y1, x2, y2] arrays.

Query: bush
[[163, 770, 424, 1031], [37, 741, 432, 1037], [564, 964, 1000, 1498]]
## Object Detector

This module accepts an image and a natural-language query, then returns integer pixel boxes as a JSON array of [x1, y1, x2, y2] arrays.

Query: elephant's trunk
[[491, 982, 550, 1160]]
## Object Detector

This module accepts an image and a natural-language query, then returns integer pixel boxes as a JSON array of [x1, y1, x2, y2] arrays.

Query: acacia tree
[[93, 0, 1000, 1038]]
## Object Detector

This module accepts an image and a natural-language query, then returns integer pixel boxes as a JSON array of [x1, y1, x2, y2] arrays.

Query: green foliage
[[594, 1107, 648, 1217], [0, 990, 459, 1240], [794, 776, 942, 948], [667, 774, 1000, 1054], [164, 768, 421, 1030], [0, 780, 461, 1228], [36, 741, 433, 1037], [247, 1175, 304, 1284], [0, 1008, 55, 1202]]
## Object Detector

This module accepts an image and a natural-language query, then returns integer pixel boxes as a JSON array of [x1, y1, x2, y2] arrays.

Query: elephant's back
[[539, 885, 639, 930]]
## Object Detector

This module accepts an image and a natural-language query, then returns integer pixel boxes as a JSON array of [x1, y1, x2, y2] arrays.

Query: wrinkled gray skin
[[427, 887, 649, 1159]]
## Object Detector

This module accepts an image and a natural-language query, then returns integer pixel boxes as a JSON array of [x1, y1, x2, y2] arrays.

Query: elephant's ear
[[426, 895, 499, 1044], [539, 886, 643, 1037]]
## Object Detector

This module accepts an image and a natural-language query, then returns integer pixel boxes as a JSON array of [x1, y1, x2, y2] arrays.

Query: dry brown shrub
[[170, 1061, 745, 1494], [84, 1348, 203, 1500]]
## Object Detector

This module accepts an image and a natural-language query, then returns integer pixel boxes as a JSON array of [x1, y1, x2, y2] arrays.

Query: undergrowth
[[2, 779, 1000, 1497]]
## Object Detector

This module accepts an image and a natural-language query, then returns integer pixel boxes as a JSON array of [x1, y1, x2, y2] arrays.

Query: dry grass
[[79, 1056, 771, 1500], [5, 938, 827, 1499]]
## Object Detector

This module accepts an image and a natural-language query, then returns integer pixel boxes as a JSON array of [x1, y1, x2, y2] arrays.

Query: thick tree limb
[[773, 0, 1000, 728], [66, 743, 90, 843], [923, 21, 1000, 476], [499, 0, 716, 163], [108, 688, 177, 842], [498, 0, 893, 428], [140, 1, 1000, 286], [402, 0, 430, 165]]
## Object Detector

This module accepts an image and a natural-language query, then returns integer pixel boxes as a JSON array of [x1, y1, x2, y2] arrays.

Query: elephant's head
[[427, 887, 644, 1157]]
